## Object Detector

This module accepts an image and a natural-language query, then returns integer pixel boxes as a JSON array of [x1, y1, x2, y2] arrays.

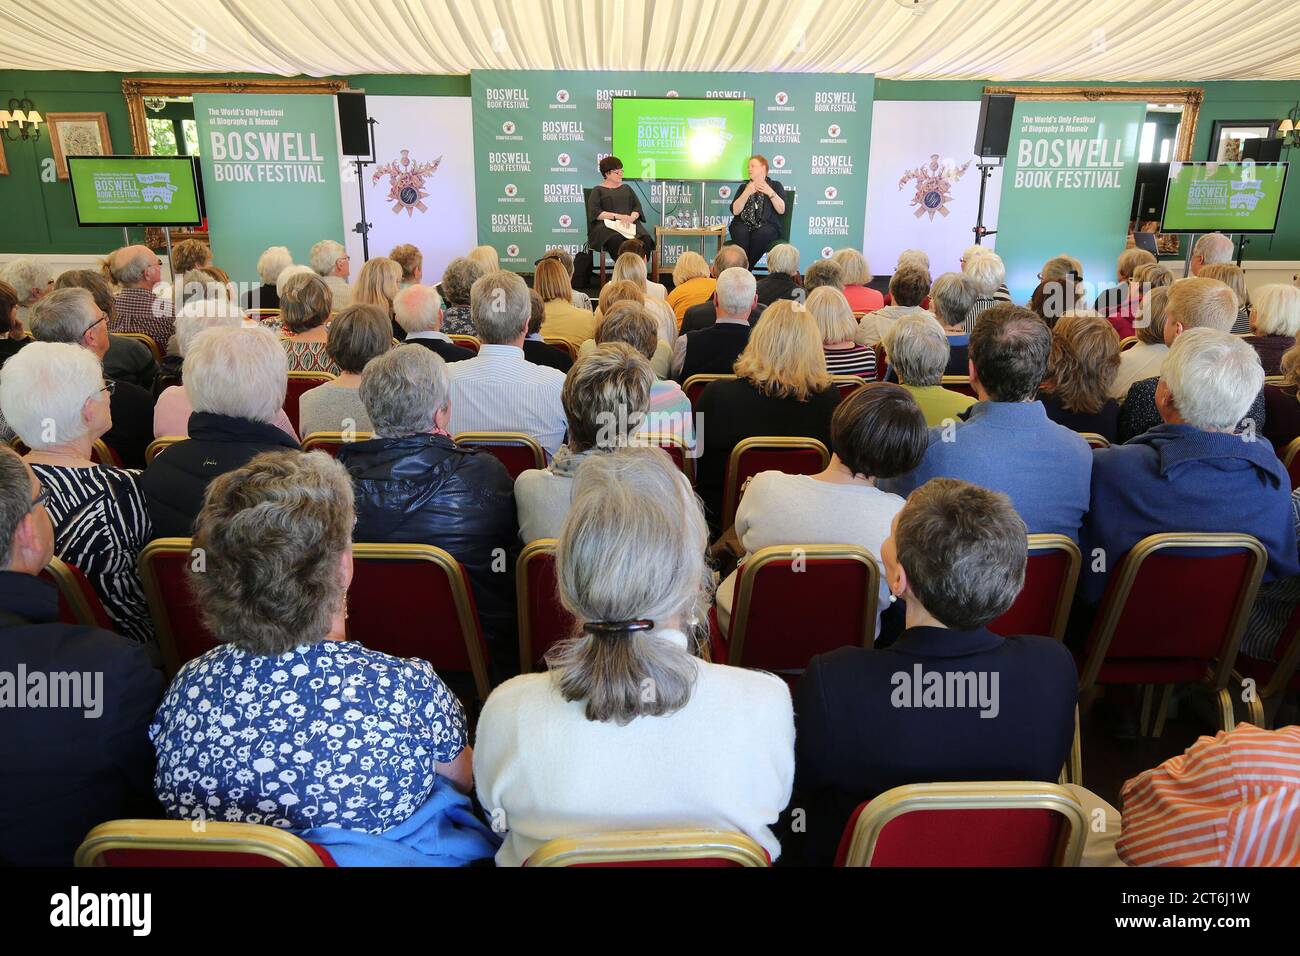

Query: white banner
[[340, 96, 477, 287], [864, 100, 1003, 279]]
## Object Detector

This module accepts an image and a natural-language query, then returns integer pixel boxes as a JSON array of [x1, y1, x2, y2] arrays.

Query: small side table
[[653, 224, 728, 279]]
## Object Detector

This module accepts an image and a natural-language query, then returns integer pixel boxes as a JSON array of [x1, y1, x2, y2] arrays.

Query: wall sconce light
[[1279, 101, 1300, 150], [0, 98, 43, 142]]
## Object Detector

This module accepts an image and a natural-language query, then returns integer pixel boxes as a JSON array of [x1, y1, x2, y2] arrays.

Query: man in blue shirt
[[1084, 328, 1300, 603], [880, 304, 1092, 541]]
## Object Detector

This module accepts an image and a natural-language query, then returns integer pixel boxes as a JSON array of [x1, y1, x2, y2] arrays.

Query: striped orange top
[[1117, 723, 1300, 867]]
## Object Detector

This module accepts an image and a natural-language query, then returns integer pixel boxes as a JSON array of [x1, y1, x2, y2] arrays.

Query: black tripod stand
[[972, 161, 1000, 245], [348, 117, 378, 260]]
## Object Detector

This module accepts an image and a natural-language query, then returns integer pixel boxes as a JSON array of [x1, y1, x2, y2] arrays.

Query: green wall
[[3, 71, 1296, 258]]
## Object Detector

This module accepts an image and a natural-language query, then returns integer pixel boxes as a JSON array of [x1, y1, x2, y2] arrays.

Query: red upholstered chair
[[284, 371, 335, 436], [714, 544, 878, 681], [75, 820, 334, 867], [92, 439, 124, 467], [721, 436, 830, 530], [516, 539, 576, 673], [138, 537, 219, 678], [989, 534, 1081, 642], [1079, 432, 1111, 450], [1077, 533, 1267, 735], [542, 337, 579, 360], [301, 430, 374, 458], [1233, 603, 1300, 730], [347, 543, 493, 706], [1283, 436, 1300, 491], [682, 373, 736, 412], [447, 334, 481, 355], [245, 308, 282, 323], [871, 344, 888, 381], [639, 431, 694, 484], [831, 374, 868, 400], [40, 557, 115, 630], [453, 431, 545, 480], [940, 374, 976, 398], [836, 782, 1087, 867], [525, 829, 770, 867], [1119, 335, 1139, 352]]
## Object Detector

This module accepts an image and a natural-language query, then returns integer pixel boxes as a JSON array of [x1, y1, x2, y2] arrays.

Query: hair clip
[[582, 619, 655, 636]]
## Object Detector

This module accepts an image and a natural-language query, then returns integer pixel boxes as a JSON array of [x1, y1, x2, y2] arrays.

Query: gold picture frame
[[0, 136, 8, 175], [46, 111, 114, 179]]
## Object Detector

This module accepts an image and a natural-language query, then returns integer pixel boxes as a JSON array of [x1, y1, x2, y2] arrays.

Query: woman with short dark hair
[[1038, 314, 1122, 442], [586, 156, 655, 262]]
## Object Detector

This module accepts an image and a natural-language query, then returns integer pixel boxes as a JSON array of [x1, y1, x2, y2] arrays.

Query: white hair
[[309, 240, 347, 276], [766, 243, 799, 276], [276, 264, 316, 299], [184, 325, 287, 424], [176, 298, 246, 356], [899, 248, 932, 271], [962, 250, 1005, 295], [0, 341, 102, 449], [0, 258, 51, 305], [360, 345, 450, 438], [1162, 327, 1263, 432], [470, 270, 529, 343], [1252, 284, 1300, 338], [1193, 233, 1235, 266], [393, 284, 444, 334], [715, 266, 757, 315], [256, 246, 294, 285]]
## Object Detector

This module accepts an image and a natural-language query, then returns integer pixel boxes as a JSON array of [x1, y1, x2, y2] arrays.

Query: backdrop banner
[[995, 100, 1146, 303], [340, 96, 477, 290], [865, 99, 1003, 282], [470, 70, 874, 273], [194, 93, 345, 286]]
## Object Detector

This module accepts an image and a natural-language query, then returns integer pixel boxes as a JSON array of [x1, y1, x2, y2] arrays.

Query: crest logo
[[555, 89, 570, 104], [718, 185, 732, 199], [772, 155, 787, 169], [559, 214, 572, 227], [504, 183, 518, 197], [370, 149, 442, 217], [827, 124, 842, 138], [666, 90, 679, 98], [506, 244, 520, 257], [821, 246, 834, 259], [775, 91, 789, 106], [501, 121, 516, 135], [898, 153, 972, 221], [824, 186, 838, 200], [557, 152, 571, 167]]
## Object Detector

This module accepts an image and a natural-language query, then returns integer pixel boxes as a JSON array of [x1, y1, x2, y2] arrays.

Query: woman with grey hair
[[883, 313, 976, 426], [0, 341, 154, 644], [962, 249, 1012, 331], [149, 450, 491, 864], [0, 257, 53, 325], [928, 271, 977, 376], [298, 304, 393, 437], [756, 242, 802, 307], [337, 344, 518, 673], [474, 446, 795, 866], [241, 245, 293, 310], [439, 256, 486, 337]]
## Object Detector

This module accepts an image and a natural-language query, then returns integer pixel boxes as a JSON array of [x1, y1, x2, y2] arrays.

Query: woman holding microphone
[[729, 155, 788, 266]]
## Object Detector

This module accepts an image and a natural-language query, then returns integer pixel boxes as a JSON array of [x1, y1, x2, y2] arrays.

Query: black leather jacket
[[336, 434, 519, 673]]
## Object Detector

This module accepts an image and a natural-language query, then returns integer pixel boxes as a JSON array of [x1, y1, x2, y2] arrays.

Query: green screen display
[[68, 156, 203, 227], [610, 97, 754, 181], [1162, 162, 1288, 233]]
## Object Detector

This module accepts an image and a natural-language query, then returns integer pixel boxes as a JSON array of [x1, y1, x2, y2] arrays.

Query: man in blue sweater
[[1083, 328, 1299, 603], [880, 304, 1092, 541]]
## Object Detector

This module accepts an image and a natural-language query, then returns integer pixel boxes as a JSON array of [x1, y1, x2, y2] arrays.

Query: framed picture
[[46, 111, 113, 179], [1207, 119, 1278, 161]]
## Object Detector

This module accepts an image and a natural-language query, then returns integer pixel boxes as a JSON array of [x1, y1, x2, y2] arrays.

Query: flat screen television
[[1160, 161, 1288, 234], [68, 155, 204, 227], [610, 96, 755, 181]]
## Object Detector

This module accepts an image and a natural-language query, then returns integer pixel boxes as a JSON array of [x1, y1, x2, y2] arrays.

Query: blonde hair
[[805, 286, 857, 344], [1133, 262, 1174, 290], [597, 279, 644, 316], [561, 343, 655, 452], [832, 248, 873, 285], [171, 239, 211, 275], [1253, 284, 1300, 338], [468, 245, 500, 273], [1136, 285, 1170, 346], [734, 300, 831, 400], [533, 258, 573, 303], [672, 251, 711, 286], [612, 252, 649, 289], [1168, 276, 1239, 332], [354, 257, 402, 316], [1043, 314, 1120, 415], [1279, 340, 1300, 389], [1199, 263, 1249, 310], [1117, 247, 1156, 280]]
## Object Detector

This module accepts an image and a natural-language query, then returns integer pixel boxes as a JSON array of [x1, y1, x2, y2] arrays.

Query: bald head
[[109, 245, 161, 288], [713, 244, 750, 276]]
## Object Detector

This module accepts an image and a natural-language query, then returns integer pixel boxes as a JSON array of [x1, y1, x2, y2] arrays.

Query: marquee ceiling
[[4, 0, 1299, 81]]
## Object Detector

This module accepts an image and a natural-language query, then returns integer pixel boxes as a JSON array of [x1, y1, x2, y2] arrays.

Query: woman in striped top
[[279, 270, 342, 376], [807, 286, 876, 379], [0, 342, 154, 644]]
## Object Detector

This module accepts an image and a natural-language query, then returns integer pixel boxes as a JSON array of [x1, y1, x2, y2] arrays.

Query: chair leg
[[1151, 684, 1173, 738]]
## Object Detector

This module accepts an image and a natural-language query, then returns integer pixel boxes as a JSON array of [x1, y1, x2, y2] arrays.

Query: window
[[182, 119, 199, 155], [148, 118, 178, 156]]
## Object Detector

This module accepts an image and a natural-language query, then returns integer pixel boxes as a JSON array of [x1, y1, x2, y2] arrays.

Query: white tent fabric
[[3, 0, 1298, 80]]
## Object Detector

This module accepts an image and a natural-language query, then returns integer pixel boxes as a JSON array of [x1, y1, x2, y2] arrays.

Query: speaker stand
[[972, 162, 1000, 245], [349, 117, 379, 261]]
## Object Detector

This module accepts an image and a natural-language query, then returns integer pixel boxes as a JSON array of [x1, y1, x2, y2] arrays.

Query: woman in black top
[[729, 155, 788, 267], [587, 156, 655, 262]]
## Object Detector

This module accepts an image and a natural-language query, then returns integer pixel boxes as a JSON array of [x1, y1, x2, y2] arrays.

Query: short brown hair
[[534, 257, 573, 303], [1117, 247, 1155, 279], [53, 269, 115, 322], [1136, 285, 1170, 346], [527, 289, 545, 335], [561, 343, 654, 453], [172, 238, 211, 275], [596, 302, 657, 359], [389, 243, 423, 281], [280, 272, 332, 333], [894, 478, 1027, 629], [832, 383, 928, 480], [326, 304, 393, 373], [616, 239, 646, 260], [599, 155, 623, 176], [969, 304, 1051, 402], [1044, 314, 1120, 415], [803, 259, 844, 292], [597, 279, 644, 315], [542, 247, 577, 275], [889, 265, 931, 307]]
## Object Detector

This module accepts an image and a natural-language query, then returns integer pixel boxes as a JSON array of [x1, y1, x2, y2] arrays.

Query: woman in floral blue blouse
[[149, 450, 475, 841]]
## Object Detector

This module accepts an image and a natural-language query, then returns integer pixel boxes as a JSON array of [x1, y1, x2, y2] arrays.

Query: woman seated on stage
[[586, 156, 655, 264], [728, 155, 787, 267]]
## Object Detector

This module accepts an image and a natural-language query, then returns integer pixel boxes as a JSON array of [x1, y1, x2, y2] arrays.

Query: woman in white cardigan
[[474, 446, 794, 866]]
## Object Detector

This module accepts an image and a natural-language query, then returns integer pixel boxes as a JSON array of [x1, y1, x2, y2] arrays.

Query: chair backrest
[[113, 331, 163, 362], [301, 430, 375, 458], [145, 436, 184, 466], [1119, 335, 1139, 352], [245, 308, 282, 322], [92, 439, 122, 467], [516, 539, 576, 673], [1079, 432, 1110, 449], [453, 431, 546, 479], [1078, 533, 1267, 694], [722, 436, 830, 530], [988, 534, 1081, 642], [448, 334, 481, 355], [284, 371, 335, 436], [776, 188, 796, 242], [831, 374, 867, 400], [348, 543, 493, 704], [837, 781, 1087, 867], [526, 829, 769, 867], [40, 557, 115, 630], [940, 374, 976, 397], [1283, 436, 1300, 491], [76, 820, 330, 867], [727, 544, 878, 673], [639, 431, 694, 484], [682, 373, 736, 411], [1263, 374, 1285, 387], [871, 344, 887, 381], [138, 537, 218, 678], [542, 337, 578, 360]]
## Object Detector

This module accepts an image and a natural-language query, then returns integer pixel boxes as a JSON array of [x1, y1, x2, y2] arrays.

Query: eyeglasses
[[89, 380, 116, 401], [83, 310, 108, 336], [31, 483, 51, 511]]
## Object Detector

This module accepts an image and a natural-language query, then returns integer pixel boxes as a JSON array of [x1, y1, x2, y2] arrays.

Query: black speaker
[[974, 94, 1016, 160], [1242, 137, 1283, 162], [337, 92, 371, 157]]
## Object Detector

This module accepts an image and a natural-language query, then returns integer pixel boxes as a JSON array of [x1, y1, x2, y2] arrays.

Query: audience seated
[[926, 271, 976, 375], [538, 247, 594, 309], [1110, 286, 1169, 399], [394, 284, 474, 363], [1199, 262, 1251, 335], [756, 243, 802, 307], [802, 259, 844, 296], [578, 300, 672, 379], [792, 477, 1078, 865], [0, 257, 52, 327], [671, 267, 757, 382], [106, 245, 176, 353], [1189, 231, 1234, 277], [279, 272, 341, 375], [54, 269, 158, 390], [695, 300, 840, 529], [390, 243, 422, 288], [1264, 342, 1300, 453], [0, 280, 25, 367], [447, 270, 568, 456], [883, 312, 976, 425], [960, 249, 1011, 331], [355, 256, 404, 340], [535, 257, 597, 344], [854, 263, 932, 347], [881, 305, 1092, 541], [439, 256, 487, 337], [1096, 248, 1156, 338], [665, 251, 717, 327], [1038, 314, 1122, 442], [808, 286, 876, 378], [1244, 283, 1300, 375], [885, 249, 935, 308], [614, 239, 666, 300], [475, 447, 795, 866], [299, 304, 393, 437], [523, 290, 574, 372], [833, 248, 884, 314], [468, 245, 501, 273], [311, 239, 353, 309], [1083, 328, 1298, 603], [242, 246, 292, 310], [611, 250, 678, 346], [0, 446, 162, 865], [680, 245, 753, 334], [0, 342, 153, 643], [516, 343, 654, 543]]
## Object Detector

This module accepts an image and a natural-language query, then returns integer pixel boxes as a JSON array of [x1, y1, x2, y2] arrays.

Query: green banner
[[193, 93, 345, 286], [996, 101, 1146, 303], [471, 71, 874, 272]]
